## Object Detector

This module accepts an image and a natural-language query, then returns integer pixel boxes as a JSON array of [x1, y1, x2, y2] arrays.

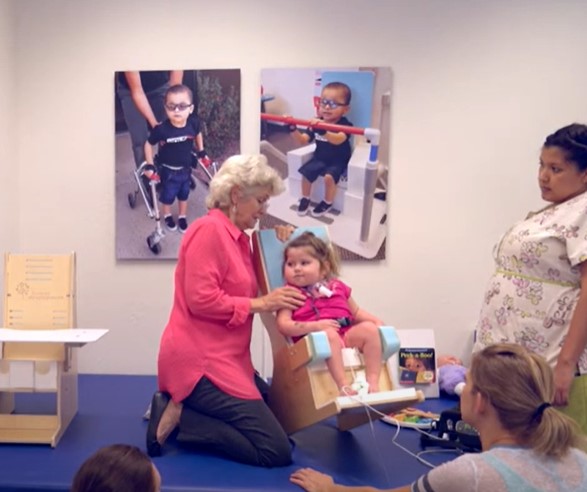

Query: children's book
[[398, 347, 436, 385], [387, 329, 439, 398]]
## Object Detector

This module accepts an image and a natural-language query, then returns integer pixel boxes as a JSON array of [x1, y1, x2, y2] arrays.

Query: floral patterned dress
[[473, 191, 587, 374]]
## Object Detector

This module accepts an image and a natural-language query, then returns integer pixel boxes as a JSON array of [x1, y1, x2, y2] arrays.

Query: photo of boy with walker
[[114, 69, 241, 260]]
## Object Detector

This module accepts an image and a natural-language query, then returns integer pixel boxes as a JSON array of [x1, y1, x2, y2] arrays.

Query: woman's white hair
[[205, 154, 284, 210]]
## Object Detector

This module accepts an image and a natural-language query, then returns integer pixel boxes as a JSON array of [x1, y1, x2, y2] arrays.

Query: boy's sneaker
[[164, 215, 177, 231], [311, 201, 332, 217], [297, 197, 311, 216], [178, 217, 188, 233]]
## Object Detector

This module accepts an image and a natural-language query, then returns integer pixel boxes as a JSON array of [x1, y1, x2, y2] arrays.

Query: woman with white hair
[[146, 154, 305, 466]]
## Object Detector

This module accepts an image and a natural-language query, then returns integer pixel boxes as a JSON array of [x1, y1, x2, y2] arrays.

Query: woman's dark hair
[[543, 123, 587, 171], [71, 444, 157, 492]]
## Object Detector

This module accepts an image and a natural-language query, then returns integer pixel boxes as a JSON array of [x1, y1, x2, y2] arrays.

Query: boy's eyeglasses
[[165, 103, 193, 112], [319, 98, 347, 109]]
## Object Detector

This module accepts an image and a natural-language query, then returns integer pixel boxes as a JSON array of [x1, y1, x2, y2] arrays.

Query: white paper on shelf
[[0, 328, 108, 345]]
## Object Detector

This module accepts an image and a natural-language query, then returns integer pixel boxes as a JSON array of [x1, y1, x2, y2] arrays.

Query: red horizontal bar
[[260, 113, 365, 136]]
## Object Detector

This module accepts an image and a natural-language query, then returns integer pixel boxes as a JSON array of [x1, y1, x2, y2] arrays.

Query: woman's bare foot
[[156, 400, 182, 445], [340, 386, 358, 396]]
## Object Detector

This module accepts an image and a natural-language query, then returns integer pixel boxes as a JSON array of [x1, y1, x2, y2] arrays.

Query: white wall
[[6, 0, 587, 374], [0, 0, 18, 262]]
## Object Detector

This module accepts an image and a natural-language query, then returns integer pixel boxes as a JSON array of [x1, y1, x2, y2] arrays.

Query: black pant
[[177, 375, 292, 467]]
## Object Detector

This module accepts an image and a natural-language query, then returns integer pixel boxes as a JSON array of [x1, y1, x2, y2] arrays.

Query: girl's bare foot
[[367, 378, 380, 393], [156, 400, 182, 445]]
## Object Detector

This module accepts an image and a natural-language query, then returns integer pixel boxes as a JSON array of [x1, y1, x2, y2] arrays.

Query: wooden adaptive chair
[[252, 226, 424, 434], [0, 253, 107, 447]]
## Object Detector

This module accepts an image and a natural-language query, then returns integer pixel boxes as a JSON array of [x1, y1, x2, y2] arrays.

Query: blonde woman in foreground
[[290, 343, 587, 492]]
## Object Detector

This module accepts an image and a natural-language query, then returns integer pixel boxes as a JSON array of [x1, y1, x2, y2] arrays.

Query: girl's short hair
[[470, 343, 584, 457], [71, 444, 157, 492], [283, 231, 340, 277], [205, 154, 284, 210]]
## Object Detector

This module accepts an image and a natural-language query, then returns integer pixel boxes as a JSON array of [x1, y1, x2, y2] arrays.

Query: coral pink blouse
[[157, 209, 260, 402]]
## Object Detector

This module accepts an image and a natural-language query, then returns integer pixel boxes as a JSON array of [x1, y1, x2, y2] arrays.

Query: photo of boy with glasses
[[289, 82, 353, 218], [144, 84, 211, 234]]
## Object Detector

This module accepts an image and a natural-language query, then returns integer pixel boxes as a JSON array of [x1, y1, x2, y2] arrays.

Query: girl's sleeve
[[331, 279, 352, 299]]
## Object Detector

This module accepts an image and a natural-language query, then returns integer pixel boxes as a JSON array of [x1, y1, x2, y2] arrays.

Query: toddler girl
[[276, 232, 384, 395]]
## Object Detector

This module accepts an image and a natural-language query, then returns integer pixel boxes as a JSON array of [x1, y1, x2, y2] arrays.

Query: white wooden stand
[[0, 254, 108, 447]]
